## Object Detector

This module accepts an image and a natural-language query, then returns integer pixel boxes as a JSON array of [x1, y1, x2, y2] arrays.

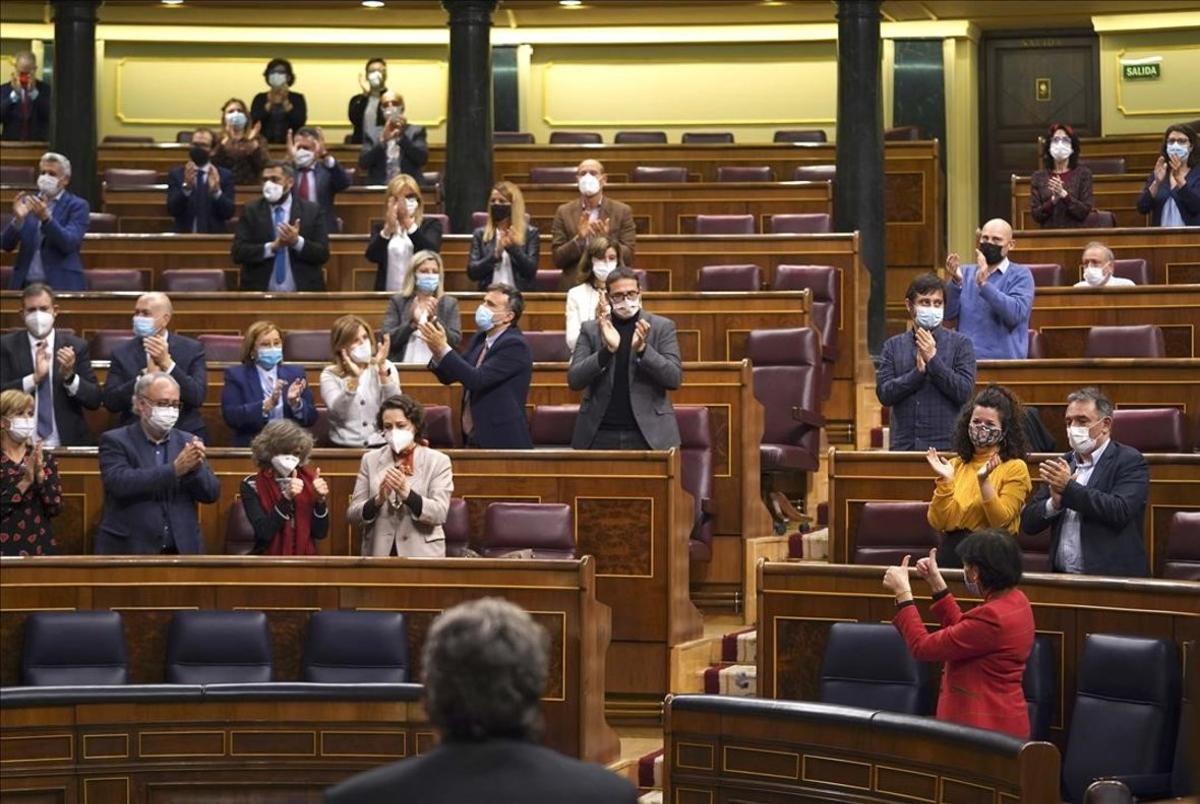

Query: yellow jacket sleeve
[[980, 459, 1033, 531]]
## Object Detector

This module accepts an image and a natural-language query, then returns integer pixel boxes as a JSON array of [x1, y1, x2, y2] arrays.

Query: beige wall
[[1098, 29, 1200, 135]]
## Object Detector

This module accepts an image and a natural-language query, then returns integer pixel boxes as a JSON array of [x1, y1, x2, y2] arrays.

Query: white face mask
[[1083, 266, 1108, 286], [293, 148, 315, 168], [592, 260, 616, 281], [146, 405, 179, 434], [612, 298, 641, 319], [1049, 141, 1072, 162], [225, 110, 247, 129], [24, 310, 54, 338], [262, 180, 285, 204], [271, 454, 300, 477], [578, 174, 601, 196], [404, 197, 419, 217], [389, 427, 415, 454], [6, 417, 36, 443], [36, 174, 61, 198], [267, 72, 288, 89], [350, 340, 373, 365], [367, 70, 384, 88], [1067, 423, 1100, 455], [385, 106, 405, 122]]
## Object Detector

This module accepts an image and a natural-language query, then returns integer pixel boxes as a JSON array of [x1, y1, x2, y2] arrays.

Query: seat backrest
[[530, 404, 579, 448], [21, 611, 129, 686], [524, 330, 572, 362], [615, 131, 667, 143], [534, 269, 562, 292], [773, 264, 838, 353], [818, 622, 931, 714], [747, 328, 821, 449], [84, 269, 144, 292], [631, 166, 688, 183], [697, 264, 762, 292], [1080, 157, 1127, 175], [716, 165, 773, 182], [470, 210, 489, 230], [774, 129, 827, 143], [548, 131, 602, 144], [1026, 263, 1065, 287], [480, 502, 575, 559], [0, 164, 36, 184], [792, 164, 836, 182], [282, 330, 330, 363], [676, 405, 714, 557], [224, 498, 258, 554], [103, 168, 159, 186], [1063, 634, 1181, 804], [529, 165, 579, 184], [1016, 525, 1053, 572], [1084, 324, 1166, 358], [682, 132, 734, 143], [884, 125, 921, 140], [423, 212, 450, 235], [88, 212, 119, 233], [175, 130, 193, 143], [1083, 209, 1117, 228], [302, 610, 409, 683], [1111, 408, 1188, 453], [494, 131, 535, 144], [1111, 258, 1148, 285], [694, 214, 754, 235], [1161, 511, 1200, 581], [444, 498, 470, 557], [423, 404, 456, 449], [310, 407, 331, 447], [420, 171, 442, 189], [197, 334, 244, 363], [102, 135, 155, 144], [89, 329, 135, 360], [162, 268, 228, 293], [165, 610, 273, 684], [1023, 635, 1058, 741], [852, 501, 939, 565], [1027, 329, 1047, 359], [769, 213, 832, 234]]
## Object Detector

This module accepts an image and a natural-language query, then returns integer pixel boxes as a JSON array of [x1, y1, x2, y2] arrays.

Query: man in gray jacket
[[567, 267, 682, 449]]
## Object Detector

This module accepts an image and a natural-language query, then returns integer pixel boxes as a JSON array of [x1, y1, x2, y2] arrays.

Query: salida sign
[[1122, 61, 1162, 81]]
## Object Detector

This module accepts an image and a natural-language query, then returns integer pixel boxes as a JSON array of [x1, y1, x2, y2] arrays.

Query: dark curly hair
[[1160, 123, 1200, 168], [951, 385, 1028, 463], [1041, 122, 1081, 170], [956, 528, 1023, 593], [376, 394, 426, 441], [263, 57, 296, 87]]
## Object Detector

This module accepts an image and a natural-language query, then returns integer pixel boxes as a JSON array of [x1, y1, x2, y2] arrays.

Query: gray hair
[[1082, 241, 1114, 264], [421, 598, 548, 742], [39, 151, 71, 179], [132, 371, 178, 407], [1066, 386, 1114, 418]]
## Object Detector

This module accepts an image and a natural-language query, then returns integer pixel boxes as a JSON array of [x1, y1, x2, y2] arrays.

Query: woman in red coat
[[883, 529, 1035, 739]]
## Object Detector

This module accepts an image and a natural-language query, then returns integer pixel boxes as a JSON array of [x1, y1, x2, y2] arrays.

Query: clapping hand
[[33, 341, 50, 384], [1038, 457, 1076, 507], [598, 310, 620, 353], [340, 348, 363, 378], [286, 378, 306, 408], [977, 452, 1002, 480], [144, 334, 172, 371], [173, 439, 205, 477], [882, 554, 913, 597], [26, 194, 48, 222], [1047, 175, 1066, 200], [632, 318, 650, 354], [184, 161, 197, 188], [925, 447, 954, 481], [264, 379, 285, 413], [275, 219, 301, 248], [383, 197, 400, 237], [496, 227, 514, 254], [417, 319, 448, 356], [1170, 153, 1191, 186], [206, 164, 221, 195], [974, 249, 992, 287], [914, 327, 936, 365], [594, 290, 609, 321], [55, 345, 76, 379], [21, 442, 44, 489], [1153, 156, 1169, 188], [944, 252, 963, 285], [12, 193, 31, 224], [373, 335, 392, 383]]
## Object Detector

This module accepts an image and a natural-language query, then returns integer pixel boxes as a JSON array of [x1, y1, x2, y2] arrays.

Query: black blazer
[[166, 164, 236, 234], [1, 78, 52, 141], [1019, 439, 1150, 577], [365, 220, 443, 291], [325, 738, 637, 804], [232, 197, 330, 291], [380, 293, 462, 361], [357, 126, 429, 185], [347, 92, 384, 145], [249, 91, 307, 144], [0, 329, 102, 446], [291, 160, 351, 233], [430, 327, 533, 449], [466, 225, 541, 291], [102, 333, 209, 443]]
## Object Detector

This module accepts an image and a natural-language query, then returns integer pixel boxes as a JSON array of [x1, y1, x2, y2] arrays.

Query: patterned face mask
[[968, 421, 1003, 448]]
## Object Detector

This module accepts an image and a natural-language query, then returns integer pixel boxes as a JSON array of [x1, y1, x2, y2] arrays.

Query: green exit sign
[[1123, 62, 1161, 80]]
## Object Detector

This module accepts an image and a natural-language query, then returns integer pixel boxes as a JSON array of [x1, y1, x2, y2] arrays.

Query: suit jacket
[[380, 293, 461, 361], [1, 190, 90, 291], [893, 590, 1035, 739], [875, 326, 976, 451], [430, 327, 533, 449], [102, 333, 209, 443], [325, 738, 637, 804], [346, 92, 387, 145], [1019, 440, 1150, 577], [291, 160, 351, 232], [366, 220, 443, 291], [1, 79, 51, 141], [95, 422, 221, 555], [232, 197, 330, 291], [357, 126, 430, 185], [220, 362, 317, 447], [568, 313, 682, 450], [166, 164, 236, 234], [467, 225, 541, 291], [0, 328, 102, 446], [1136, 167, 1200, 226], [249, 91, 307, 144], [1029, 166, 1093, 228], [550, 197, 637, 273], [347, 444, 453, 557]]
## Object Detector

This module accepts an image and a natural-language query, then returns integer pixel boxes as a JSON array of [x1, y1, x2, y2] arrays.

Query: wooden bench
[[1011, 174, 1150, 229], [1009, 225, 1200, 286]]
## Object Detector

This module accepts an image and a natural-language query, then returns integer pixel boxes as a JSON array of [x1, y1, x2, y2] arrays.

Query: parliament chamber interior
[[0, 0, 1198, 802]]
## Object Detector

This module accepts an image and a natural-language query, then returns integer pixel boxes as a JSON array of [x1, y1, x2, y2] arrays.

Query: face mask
[[389, 427, 415, 454], [490, 203, 512, 223], [262, 180, 285, 204], [36, 174, 60, 198], [1068, 424, 1099, 455], [404, 197, 419, 217], [293, 148, 315, 168], [24, 310, 54, 338], [1048, 141, 1072, 162], [271, 454, 300, 477], [964, 573, 982, 597], [1166, 142, 1191, 161], [147, 405, 179, 434], [367, 70, 384, 88], [592, 260, 617, 282], [188, 144, 211, 167], [256, 346, 283, 369], [385, 106, 404, 122], [415, 273, 440, 294], [968, 421, 1003, 448], [913, 305, 943, 329], [6, 417, 36, 443], [350, 341, 373, 365], [978, 241, 1005, 266], [268, 72, 289, 88], [1083, 266, 1107, 287], [612, 298, 641, 320], [578, 174, 601, 196], [225, 110, 247, 129], [132, 315, 158, 338], [18, 73, 31, 88], [475, 304, 496, 332]]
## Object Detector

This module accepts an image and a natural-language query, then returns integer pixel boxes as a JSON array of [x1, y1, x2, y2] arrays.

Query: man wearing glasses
[[96, 372, 220, 555], [567, 267, 682, 450]]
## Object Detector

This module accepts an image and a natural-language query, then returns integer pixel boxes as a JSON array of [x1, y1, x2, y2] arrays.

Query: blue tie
[[35, 341, 53, 439], [272, 204, 287, 285]]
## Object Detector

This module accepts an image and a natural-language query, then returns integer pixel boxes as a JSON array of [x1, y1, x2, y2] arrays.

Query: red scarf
[[255, 465, 317, 556]]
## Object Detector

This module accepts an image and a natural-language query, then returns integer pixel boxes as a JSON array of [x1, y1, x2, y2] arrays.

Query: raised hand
[[26, 194, 48, 221], [599, 313, 620, 353], [944, 252, 963, 285], [33, 341, 50, 384], [916, 547, 947, 592], [914, 327, 936, 363], [594, 290, 609, 320], [632, 318, 651, 354], [206, 166, 220, 195], [55, 345, 76, 379], [417, 320, 448, 356], [340, 349, 363, 378], [977, 452, 1002, 481], [184, 161, 197, 188], [312, 467, 329, 502], [282, 476, 304, 499], [144, 334, 171, 371], [974, 250, 992, 287], [248, 120, 262, 141], [173, 441, 203, 476], [12, 193, 31, 223], [285, 128, 296, 160], [286, 378, 306, 408], [30, 442, 45, 485], [374, 333, 391, 364], [882, 554, 913, 596], [383, 196, 400, 237], [925, 447, 954, 481]]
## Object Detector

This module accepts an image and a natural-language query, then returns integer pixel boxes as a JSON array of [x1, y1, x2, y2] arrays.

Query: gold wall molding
[[1114, 46, 1200, 117]]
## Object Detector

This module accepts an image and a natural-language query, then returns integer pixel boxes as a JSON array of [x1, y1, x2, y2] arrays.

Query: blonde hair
[[400, 250, 445, 299], [250, 419, 314, 468], [482, 181, 527, 246], [329, 314, 373, 376], [1, 389, 34, 422], [241, 320, 281, 364], [385, 173, 424, 224]]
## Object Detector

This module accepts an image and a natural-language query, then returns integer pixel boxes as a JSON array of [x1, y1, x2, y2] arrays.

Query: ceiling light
[[362, 0, 386, 7], [559, 0, 584, 6], [161, 0, 184, 5]]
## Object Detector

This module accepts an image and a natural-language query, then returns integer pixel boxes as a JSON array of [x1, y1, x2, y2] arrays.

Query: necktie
[[35, 341, 53, 439], [461, 342, 490, 436], [19, 89, 31, 140], [193, 168, 211, 233], [298, 170, 313, 202], [272, 204, 288, 285]]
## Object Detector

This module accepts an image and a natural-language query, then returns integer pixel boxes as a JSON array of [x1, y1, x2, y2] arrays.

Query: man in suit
[[289, 126, 350, 232], [550, 158, 637, 277], [418, 283, 533, 449], [875, 273, 976, 450], [568, 267, 682, 450], [347, 57, 388, 147], [2, 152, 89, 291], [1020, 386, 1150, 577], [96, 372, 220, 555], [0, 283, 101, 446], [231, 161, 330, 291], [325, 598, 637, 804], [943, 218, 1034, 359], [1, 51, 51, 141], [357, 91, 429, 185], [165, 127, 235, 234], [102, 292, 209, 443]]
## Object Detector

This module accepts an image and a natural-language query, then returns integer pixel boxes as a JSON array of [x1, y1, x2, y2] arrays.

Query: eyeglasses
[[139, 396, 181, 410], [1050, 137, 1071, 145], [609, 290, 640, 302]]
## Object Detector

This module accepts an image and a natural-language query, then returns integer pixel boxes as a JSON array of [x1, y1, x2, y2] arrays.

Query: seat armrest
[[700, 497, 716, 516], [791, 407, 826, 428]]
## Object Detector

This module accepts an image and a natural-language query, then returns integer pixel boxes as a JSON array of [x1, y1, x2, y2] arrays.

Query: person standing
[[550, 159, 636, 278], [347, 57, 389, 148], [250, 58, 307, 144], [3, 152, 89, 291], [288, 126, 350, 233], [212, 98, 270, 186], [240, 420, 330, 555], [1, 51, 51, 141], [0, 390, 62, 557], [1136, 123, 1200, 227], [320, 316, 400, 449], [565, 237, 620, 352], [358, 91, 429, 185], [1028, 123, 1094, 229], [380, 251, 461, 364], [944, 219, 1034, 360], [166, 127, 236, 234], [467, 182, 540, 291], [365, 174, 442, 292], [232, 161, 330, 292]]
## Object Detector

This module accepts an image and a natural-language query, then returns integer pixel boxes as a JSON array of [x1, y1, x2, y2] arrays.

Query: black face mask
[[189, 144, 211, 167], [979, 241, 1005, 266], [490, 203, 512, 223]]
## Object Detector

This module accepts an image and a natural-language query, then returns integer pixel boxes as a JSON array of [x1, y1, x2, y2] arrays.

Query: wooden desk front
[[756, 562, 1199, 751], [0, 556, 618, 765], [825, 450, 1200, 577], [1009, 225, 1200, 286], [1012, 174, 1150, 229]]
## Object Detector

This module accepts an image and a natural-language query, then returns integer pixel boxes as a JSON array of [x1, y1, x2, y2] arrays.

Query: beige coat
[[347, 444, 454, 557]]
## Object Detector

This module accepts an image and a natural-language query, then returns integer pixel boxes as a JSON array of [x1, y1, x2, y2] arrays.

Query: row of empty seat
[[1026, 258, 1149, 287], [1028, 323, 1171, 359]]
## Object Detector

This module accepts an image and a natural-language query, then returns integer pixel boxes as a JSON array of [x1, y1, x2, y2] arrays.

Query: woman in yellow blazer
[[926, 385, 1031, 568]]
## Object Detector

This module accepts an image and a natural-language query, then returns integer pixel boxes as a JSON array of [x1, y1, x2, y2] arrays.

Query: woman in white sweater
[[565, 236, 621, 352], [319, 314, 400, 448]]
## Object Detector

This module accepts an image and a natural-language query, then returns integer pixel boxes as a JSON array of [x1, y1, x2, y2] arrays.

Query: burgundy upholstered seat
[[694, 214, 754, 235], [884, 125, 921, 140], [1083, 210, 1117, 228], [88, 212, 118, 233], [89, 330, 135, 360], [676, 405, 714, 563], [615, 131, 667, 144], [773, 264, 839, 397], [444, 498, 471, 557], [103, 168, 159, 186], [197, 334, 243, 363], [423, 212, 450, 235], [1016, 525, 1053, 573], [494, 131, 535, 144], [769, 213, 832, 234], [774, 129, 827, 143], [682, 132, 734, 144], [1084, 325, 1166, 358], [282, 330, 329, 363], [529, 166, 579, 184], [161, 269, 228, 292], [224, 500, 257, 555], [0, 165, 35, 184], [548, 131, 602, 144], [1111, 258, 1149, 285], [524, 331, 572, 362], [631, 166, 688, 183], [852, 501, 939, 565], [529, 405, 578, 448], [792, 164, 837, 182], [479, 502, 575, 559], [84, 269, 144, 292], [1079, 157, 1126, 175], [1111, 408, 1189, 453], [423, 404, 456, 449], [1161, 512, 1200, 580], [534, 270, 562, 292], [747, 328, 824, 473], [1027, 263, 1065, 287], [697, 264, 762, 292], [716, 165, 773, 182]]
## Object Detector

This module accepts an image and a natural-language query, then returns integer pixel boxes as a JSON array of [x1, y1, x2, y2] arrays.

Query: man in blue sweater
[[944, 218, 1035, 359]]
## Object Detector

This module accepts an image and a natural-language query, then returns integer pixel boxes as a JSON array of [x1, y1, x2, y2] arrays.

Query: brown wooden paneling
[[1012, 174, 1151, 229], [1008, 226, 1200, 286]]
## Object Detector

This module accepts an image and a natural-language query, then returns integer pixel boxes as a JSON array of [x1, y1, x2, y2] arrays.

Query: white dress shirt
[[565, 282, 602, 351], [21, 329, 81, 449], [491, 233, 515, 288], [262, 195, 307, 292], [1046, 437, 1112, 573], [384, 223, 419, 292]]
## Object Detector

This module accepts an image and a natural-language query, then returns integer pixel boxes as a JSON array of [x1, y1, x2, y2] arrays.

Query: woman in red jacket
[[883, 529, 1035, 739]]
